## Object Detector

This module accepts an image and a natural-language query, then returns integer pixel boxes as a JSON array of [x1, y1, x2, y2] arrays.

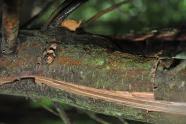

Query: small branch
[[107, 0, 129, 15], [51, 0, 88, 28], [78, 108, 110, 124], [1, 0, 22, 54], [41, 0, 72, 31], [82, 0, 134, 28], [31, 98, 59, 117], [151, 56, 161, 90], [42, 0, 88, 31], [52, 101, 71, 124], [118, 117, 127, 124], [22, 0, 59, 29]]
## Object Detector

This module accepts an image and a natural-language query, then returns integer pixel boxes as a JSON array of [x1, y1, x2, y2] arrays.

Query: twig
[[51, 0, 88, 28], [150, 57, 160, 89], [1, 0, 21, 54], [118, 117, 127, 124], [22, 0, 59, 29], [31, 98, 59, 117], [41, 0, 72, 31], [107, 0, 129, 15], [82, 0, 134, 28], [52, 101, 71, 124], [78, 108, 110, 124]]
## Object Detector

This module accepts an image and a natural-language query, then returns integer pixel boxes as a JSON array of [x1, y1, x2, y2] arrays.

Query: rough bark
[[0, 27, 186, 123]]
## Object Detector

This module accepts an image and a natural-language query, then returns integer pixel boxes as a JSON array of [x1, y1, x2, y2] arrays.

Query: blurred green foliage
[[34, 0, 186, 35]]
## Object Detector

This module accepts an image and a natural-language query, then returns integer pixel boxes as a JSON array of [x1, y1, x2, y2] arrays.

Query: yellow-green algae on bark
[[42, 28, 156, 92]]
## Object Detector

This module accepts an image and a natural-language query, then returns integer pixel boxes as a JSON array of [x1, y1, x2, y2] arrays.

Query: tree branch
[[1, 0, 21, 54], [52, 101, 71, 124], [0, 27, 186, 123]]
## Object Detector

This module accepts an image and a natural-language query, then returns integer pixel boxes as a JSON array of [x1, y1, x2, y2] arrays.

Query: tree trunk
[[0, 27, 186, 123]]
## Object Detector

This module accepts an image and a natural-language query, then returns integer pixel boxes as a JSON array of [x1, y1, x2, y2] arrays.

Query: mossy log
[[0, 27, 186, 123]]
